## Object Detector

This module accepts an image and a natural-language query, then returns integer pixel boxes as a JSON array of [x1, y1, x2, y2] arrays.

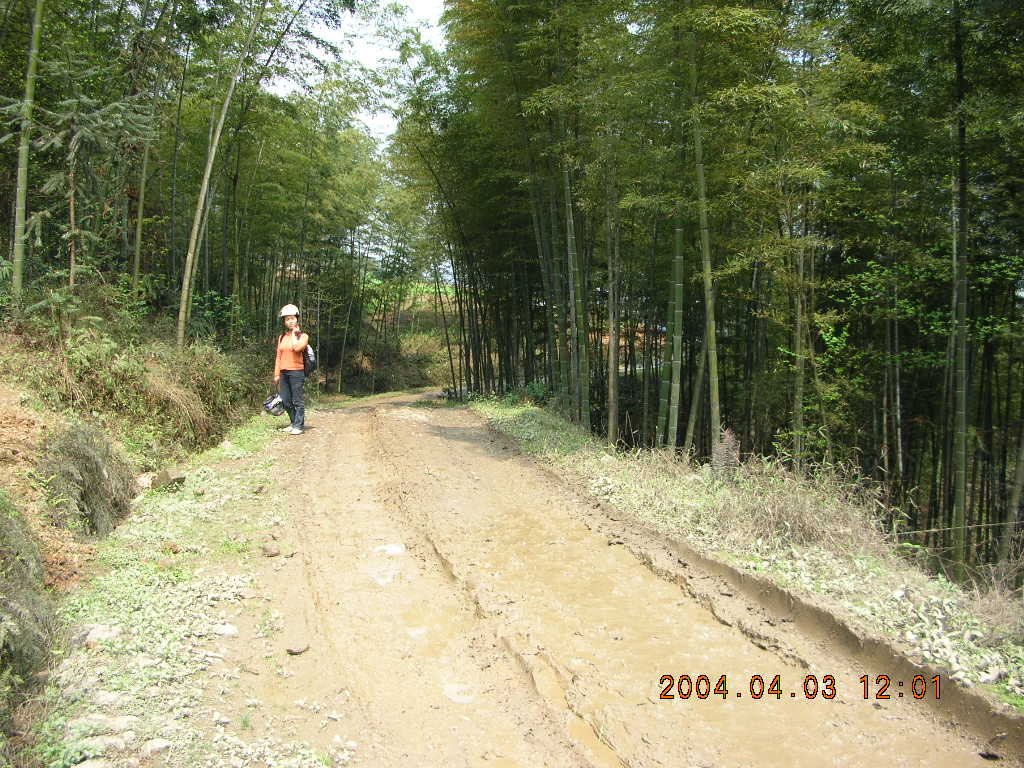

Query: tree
[[176, 0, 268, 349], [10, 0, 45, 304]]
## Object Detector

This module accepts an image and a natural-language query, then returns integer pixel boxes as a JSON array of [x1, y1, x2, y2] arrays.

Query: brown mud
[[229, 393, 1020, 767]]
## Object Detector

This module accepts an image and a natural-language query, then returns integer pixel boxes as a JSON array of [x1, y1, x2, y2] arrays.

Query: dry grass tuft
[[142, 363, 212, 444], [0, 491, 54, 747], [726, 457, 887, 556], [967, 563, 1024, 647], [37, 423, 136, 536]]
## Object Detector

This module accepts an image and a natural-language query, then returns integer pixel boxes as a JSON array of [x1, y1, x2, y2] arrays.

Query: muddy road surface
[[234, 394, 1014, 767]]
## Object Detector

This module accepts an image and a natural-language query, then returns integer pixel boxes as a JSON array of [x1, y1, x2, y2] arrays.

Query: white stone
[[141, 738, 173, 756], [107, 716, 138, 733], [84, 625, 122, 649], [980, 667, 1008, 684], [92, 690, 120, 707], [80, 735, 126, 753]]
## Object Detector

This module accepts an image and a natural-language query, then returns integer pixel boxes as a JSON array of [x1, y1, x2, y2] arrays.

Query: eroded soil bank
[[32, 393, 1021, 767]]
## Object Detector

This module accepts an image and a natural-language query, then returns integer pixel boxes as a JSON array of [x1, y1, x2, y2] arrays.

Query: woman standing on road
[[274, 304, 309, 435]]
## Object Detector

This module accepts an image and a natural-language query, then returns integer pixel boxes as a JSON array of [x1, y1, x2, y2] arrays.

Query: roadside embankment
[[0, 332, 267, 766], [0, 333, 265, 467], [20, 416, 353, 768]]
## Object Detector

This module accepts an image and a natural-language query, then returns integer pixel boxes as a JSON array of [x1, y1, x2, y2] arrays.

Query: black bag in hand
[[303, 343, 317, 375]]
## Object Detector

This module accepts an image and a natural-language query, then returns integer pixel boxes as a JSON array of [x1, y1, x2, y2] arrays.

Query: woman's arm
[[289, 331, 309, 352]]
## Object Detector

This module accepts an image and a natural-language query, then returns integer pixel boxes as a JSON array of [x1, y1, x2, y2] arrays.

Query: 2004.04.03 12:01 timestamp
[[658, 674, 942, 700]]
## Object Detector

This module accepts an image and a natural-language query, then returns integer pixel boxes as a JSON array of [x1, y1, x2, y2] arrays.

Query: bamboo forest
[[3, 0, 1023, 587]]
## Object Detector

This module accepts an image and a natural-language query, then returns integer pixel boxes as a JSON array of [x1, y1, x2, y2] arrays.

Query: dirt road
[[222, 394, 1013, 767]]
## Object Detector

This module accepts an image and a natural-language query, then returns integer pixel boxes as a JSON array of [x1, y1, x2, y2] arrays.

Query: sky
[[341, 0, 448, 141], [271, 2, 446, 140]]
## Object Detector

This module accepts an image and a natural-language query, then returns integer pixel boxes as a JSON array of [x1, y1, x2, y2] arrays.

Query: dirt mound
[[0, 387, 43, 504], [0, 385, 92, 588]]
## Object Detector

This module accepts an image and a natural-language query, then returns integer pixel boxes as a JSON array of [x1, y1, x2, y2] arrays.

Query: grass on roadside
[[23, 415, 340, 768], [471, 396, 1024, 711], [0, 334, 265, 471], [194, 414, 281, 464]]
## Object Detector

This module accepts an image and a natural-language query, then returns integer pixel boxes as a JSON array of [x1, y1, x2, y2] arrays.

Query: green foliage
[[524, 380, 551, 406], [387, 0, 1024, 574], [0, 320, 264, 468], [342, 330, 452, 394]]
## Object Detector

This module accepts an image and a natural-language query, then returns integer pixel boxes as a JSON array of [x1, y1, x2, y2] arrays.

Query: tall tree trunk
[[606, 198, 620, 445], [998, 406, 1024, 563], [642, 217, 658, 446], [528, 172, 557, 390], [185, 179, 216, 331], [434, 263, 458, 395], [176, 0, 267, 349], [683, 335, 708, 458], [688, 30, 721, 458], [951, 0, 969, 580], [170, 42, 190, 284], [564, 165, 590, 430], [131, 141, 151, 293], [67, 165, 77, 288], [549, 178, 570, 408], [893, 283, 905, 497], [657, 291, 674, 447], [668, 202, 685, 448], [793, 237, 805, 471], [11, 0, 44, 304]]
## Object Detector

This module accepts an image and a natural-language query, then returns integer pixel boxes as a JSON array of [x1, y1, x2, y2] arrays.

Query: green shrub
[[524, 380, 550, 405], [398, 331, 451, 387], [0, 276, 264, 462], [338, 331, 453, 394]]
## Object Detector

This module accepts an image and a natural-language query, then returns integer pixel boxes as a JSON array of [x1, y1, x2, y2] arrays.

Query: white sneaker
[[287, 426, 303, 435], [280, 426, 293, 432]]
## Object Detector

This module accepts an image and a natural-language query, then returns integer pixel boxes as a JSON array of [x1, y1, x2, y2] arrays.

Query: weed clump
[[0, 492, 53, 755], [38, 423, 136, 535]]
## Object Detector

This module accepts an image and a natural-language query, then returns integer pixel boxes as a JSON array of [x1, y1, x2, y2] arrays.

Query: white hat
[[279, 304, 300, 317]]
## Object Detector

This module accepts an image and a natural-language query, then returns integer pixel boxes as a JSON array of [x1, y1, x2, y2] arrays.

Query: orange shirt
[[275, 331, 309, 377]]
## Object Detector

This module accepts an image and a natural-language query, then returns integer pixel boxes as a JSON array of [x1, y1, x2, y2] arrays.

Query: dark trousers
[[279, 369, 305, 428]]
